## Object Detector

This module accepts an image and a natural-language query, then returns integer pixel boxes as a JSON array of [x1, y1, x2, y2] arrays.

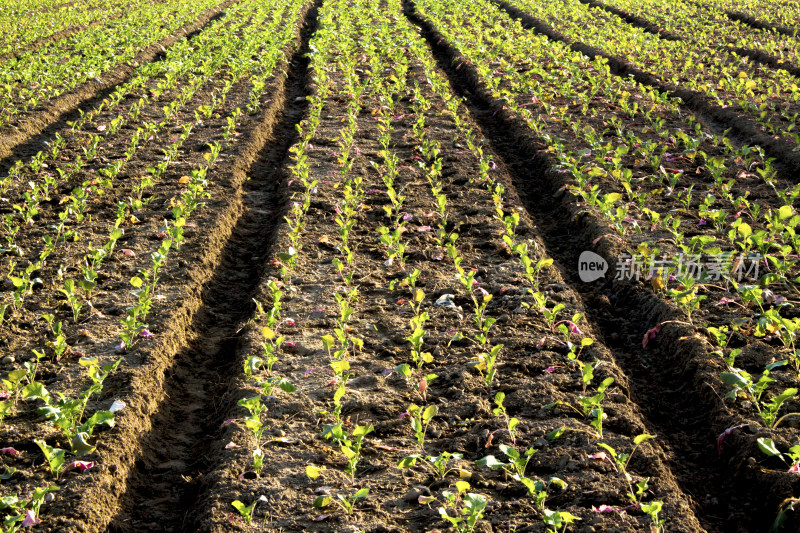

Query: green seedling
[[393, 363, 438, 401], [595, 434, 655, 502], [721, 361, 798, 428], [238, 395, 266, 442], [543, 508, 581, 533], [24, 357, 120, 453], [757, 437, 800, 471], [321, 423, 373, 481], [231, 495, 266, 524], [405, 403, 437, 450], [578, 377, 614, 438], [477, 443, 536, 480], [641, 500, 665, 531], [438, 481, 487, 533], [470, 343, 503, 387], [397, 451, 468, 480], [492, 391, 519, 444], [0, 485, 59, 531], [313, 488, 368, 514], [34, 440, 66, 479]]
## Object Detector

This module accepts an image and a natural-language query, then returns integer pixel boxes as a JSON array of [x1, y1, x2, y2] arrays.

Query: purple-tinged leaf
[[21, 510, 40, 527], [717, 424, 747, 455]]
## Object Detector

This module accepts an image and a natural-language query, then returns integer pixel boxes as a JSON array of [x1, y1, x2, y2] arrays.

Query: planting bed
[[1, 0, 799, 532]]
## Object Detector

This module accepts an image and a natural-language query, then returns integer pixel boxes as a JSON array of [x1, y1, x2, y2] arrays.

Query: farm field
[[1, 0, 800, 531]]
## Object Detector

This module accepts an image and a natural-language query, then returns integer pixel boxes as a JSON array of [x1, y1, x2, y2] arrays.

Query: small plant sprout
[[321, 423, 374, 481], [720, 361, 798, 428], [394, 363, 438, 401], [0, 485, 59, 530], [477, 443, 536, 481], [757, 437, 800, 472], [640, 500, 665, 531], [592, 434, 656, 505], [578, 377, 614, 438], [306, 464, 327, 480], [238, 395, 266, 443], [397, 451, 468, 480], [542, 508, 581, 533], [24, 357, 121, 454], [771, 498, 800, 532], [34, 440, 66, 479], [252, 448, 264, 475], [492, 391, 519, 444], [470, 343, 503, 388], [404, 403, 438, 450], [438, 481, 488, 533], [666, 275, 706, 324], [231, 495, 267, 524], [522, 476, 568, 509], [313, 488, 369, 514]]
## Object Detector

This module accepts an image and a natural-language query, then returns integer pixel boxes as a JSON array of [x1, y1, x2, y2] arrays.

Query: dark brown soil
[[1, 0, 799, 532]]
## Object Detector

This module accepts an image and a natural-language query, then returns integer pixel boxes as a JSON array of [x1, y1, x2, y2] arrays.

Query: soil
[[1, 0, 799, 532]]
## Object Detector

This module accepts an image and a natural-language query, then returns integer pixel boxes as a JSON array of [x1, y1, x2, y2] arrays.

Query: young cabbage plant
[[438, 481, 487, 533], [397, 451, 469, 480], [542, 508, 581, 533], [313, 488, 368, 515], [404, 403, 438, 450], [578, 377, 614, 438], [757, 437, 800, 472], [721, 361, 798, 428], [492, 392, 519, 445], [321, 423, 374, 481], [231, 495, 267, 524], [477, 444, 536, 481]]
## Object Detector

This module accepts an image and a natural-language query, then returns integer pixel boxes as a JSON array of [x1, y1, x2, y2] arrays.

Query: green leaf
[[321, 335, 335, 351], [330, 360, 349, 374], [352, 424, 374, 438], [313, 495, 331, 508], [83, 410, 115, 432], [394, 363, 411, 378], [597, 376, 614, 393], [279, 380, 296, 393], [397, 455, 419, 468], [21, 382, 49, 401], [306, 464, 325, 479], [498, 444, 519, 460], [494, 391, 505, 407], [231, 500, 250, 515], [757, 437, 782, 457], [476, 455, 504, 469], [69, 432, 96, 455], [634, 434, 655, 445], [422, 405, 437, 424], [720, 372, 749, 388]]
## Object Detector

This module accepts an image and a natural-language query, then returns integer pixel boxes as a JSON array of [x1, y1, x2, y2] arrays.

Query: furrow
[[718, 8, 798, 38], [35, 3, 318, 532], [404, 0, 793, 531], [0, 0, 235, 165], [576, 0, 682, 41], [579, 0, 800, 79], [491, 0, 800, 178]]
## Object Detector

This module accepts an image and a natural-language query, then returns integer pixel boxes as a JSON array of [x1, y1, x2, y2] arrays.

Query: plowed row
[[1, 0, 798, 532]]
